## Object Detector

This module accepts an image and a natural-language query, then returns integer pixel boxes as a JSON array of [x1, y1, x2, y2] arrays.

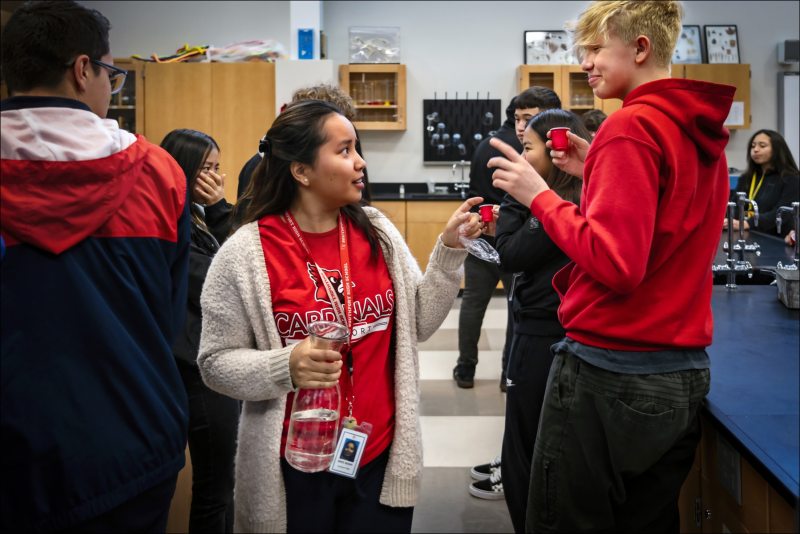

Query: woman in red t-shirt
[[199, 100, 485, 533]]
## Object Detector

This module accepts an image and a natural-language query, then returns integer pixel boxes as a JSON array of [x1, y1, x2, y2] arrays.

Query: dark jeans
[[502, 333, 559, 533], [526, 351, 710, 533], [177, 361, 240, 533], [455, 253, 515, 378], [281, 449, 414, 533], [59, 475, 177, 533]]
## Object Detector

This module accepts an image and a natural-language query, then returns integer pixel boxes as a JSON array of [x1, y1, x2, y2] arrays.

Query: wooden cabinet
[[519, 63, 751, 125], [339, 64, 406, 131], [686, 413, 798, 533], [406, 201, 460, 272], [518, 65, 622, 117], [107, 59, 145, 133], [675, 64, 751, 129], [372, 200, 407, 239], [142, 62, 276, 202]]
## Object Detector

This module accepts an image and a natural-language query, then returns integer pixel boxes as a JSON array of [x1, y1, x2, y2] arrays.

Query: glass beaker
[[284, 320, 348, 472]]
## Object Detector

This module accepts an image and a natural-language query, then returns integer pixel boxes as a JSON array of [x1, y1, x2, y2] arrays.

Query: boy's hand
[[488, 138, 549, 208], [548, 130, 589, 178]]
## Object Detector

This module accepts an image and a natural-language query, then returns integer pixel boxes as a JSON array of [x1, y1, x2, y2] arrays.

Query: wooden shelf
[[339, 64, 406, 131]]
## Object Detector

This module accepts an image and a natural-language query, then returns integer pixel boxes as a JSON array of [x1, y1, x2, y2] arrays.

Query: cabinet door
[[108, 59, 144, 133], [562, 65, 596, 112], [144, 63, 213, 146], [340, 64, 406, 131], [372, 201, 406, 239], [406, 201, 461, 271], [211, 62, 275, 202], [518, 65, 563, 96], [683, 64, 750, 129], [679, 445, 703, 533]]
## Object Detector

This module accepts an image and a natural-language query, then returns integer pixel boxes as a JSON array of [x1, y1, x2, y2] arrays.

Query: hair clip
[[258, 134, 271, 156]]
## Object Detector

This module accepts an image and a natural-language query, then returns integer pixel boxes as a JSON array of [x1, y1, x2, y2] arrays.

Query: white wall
[[324, 1, 800, 183], [81, 1, 291, 59], [82, 1, 800, 182]]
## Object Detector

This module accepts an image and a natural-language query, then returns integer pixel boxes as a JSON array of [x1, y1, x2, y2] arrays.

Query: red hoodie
[[530, 78, 735, 350]]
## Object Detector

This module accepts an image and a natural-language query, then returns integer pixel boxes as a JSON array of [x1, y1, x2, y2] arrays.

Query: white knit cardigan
[[198, 207, 467, 533]]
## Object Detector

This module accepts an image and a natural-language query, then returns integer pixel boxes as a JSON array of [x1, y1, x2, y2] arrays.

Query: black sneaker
[[469, 466, 504, 500], [470, 455, 501, 480], [452, 368, 474, 389]]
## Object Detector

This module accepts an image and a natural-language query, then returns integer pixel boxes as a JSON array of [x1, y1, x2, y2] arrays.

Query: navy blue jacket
[[1, 97, 190, 531]]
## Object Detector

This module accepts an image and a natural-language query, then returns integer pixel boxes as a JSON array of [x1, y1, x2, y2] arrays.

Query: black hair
[[526, 109, 592, 204], [580, 109, 608, 133], [1, 0, 111, 94], [743, 129, 799, 179], [234, 100, 388, 259], [160, 129, 220, 230], [504, 97, 519, 123], [160, 129, 220, 195], [516, 86, 562, 111]]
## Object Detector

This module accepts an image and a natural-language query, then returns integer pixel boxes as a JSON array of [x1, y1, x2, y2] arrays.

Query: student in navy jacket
[[0, 2, 190, 531]]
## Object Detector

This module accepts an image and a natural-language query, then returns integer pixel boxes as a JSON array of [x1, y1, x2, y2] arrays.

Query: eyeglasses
[[90, 59, 127, 95]]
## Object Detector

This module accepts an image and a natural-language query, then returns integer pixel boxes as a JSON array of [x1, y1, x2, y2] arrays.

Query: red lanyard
[[283, 211, 353, 340], [283, 210, 358, 416]]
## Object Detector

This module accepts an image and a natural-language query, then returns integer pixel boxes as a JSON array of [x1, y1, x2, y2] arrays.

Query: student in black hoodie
[[162, 129, 237, 533], [494, 109, 592, 532]]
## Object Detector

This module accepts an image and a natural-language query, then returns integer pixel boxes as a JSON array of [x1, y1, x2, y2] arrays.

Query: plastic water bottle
[[284, 321, 348, 472], [285, 392, 340, 472]]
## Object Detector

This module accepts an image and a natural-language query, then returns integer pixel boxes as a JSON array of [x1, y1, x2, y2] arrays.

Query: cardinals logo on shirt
[[308, 263, 354, 304]]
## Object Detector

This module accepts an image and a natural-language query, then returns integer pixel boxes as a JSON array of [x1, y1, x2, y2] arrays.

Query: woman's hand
[[441, 197, 485, 248], [488, 138, 548, 208], [786, 229, 796, 246], [288, 337, 343, 389], [548, 130, 589, 179], [480, 205, 501, 237], [194, 170, 226, 206]]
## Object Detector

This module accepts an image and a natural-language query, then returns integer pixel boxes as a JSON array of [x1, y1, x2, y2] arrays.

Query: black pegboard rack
[[423, 97, 501, 165]]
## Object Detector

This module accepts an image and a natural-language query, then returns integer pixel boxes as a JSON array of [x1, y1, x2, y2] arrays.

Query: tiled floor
[[411, 295, 514, 533]]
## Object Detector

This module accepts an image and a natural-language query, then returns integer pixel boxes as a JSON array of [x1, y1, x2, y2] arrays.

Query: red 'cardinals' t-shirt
[[259, 213, 395, 466]]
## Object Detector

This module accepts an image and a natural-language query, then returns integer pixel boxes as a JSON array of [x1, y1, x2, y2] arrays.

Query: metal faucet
[[776, 201, 799, 270], [452, 160, 470, 199], [732, 192, 760, 259], [712, 201, 753, 289]]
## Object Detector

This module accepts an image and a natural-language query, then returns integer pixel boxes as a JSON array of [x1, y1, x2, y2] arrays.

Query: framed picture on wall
[[672, 25, 704, 64], [704, 25, 740, 64], [524, 30, 574, 64]]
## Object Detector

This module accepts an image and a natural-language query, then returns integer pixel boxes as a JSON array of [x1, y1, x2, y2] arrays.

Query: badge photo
[[329, 427, 368, 478]]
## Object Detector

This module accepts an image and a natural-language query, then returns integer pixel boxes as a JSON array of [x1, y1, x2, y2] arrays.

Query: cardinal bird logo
[[308, 263, 352, 304]]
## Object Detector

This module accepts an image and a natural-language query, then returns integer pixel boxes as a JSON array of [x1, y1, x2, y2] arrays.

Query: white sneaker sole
[[468, 484, 505, 500], [470, 467, 493, 481]]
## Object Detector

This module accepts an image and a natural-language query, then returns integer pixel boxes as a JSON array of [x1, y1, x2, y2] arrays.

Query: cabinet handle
[[694, 498, 702, 527]]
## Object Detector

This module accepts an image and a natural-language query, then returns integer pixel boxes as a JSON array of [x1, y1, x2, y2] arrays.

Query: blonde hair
[[291, 83, 357, 121], [571, 0, 683, 68]]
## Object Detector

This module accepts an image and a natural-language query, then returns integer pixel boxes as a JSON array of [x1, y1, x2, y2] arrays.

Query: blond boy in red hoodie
[[489, 1, 734, 531]]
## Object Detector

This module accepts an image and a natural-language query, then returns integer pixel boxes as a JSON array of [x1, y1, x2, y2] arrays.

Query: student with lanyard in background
[[726, 129, 799, 236], [197, 100, 484, 532]]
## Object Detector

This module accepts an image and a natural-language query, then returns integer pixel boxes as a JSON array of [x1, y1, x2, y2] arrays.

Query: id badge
[[329, 427, 368, 478]]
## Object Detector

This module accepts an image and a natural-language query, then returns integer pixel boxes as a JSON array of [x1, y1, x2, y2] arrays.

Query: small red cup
[[549, 127, 570, 151], [479, 204, 494, 223]]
